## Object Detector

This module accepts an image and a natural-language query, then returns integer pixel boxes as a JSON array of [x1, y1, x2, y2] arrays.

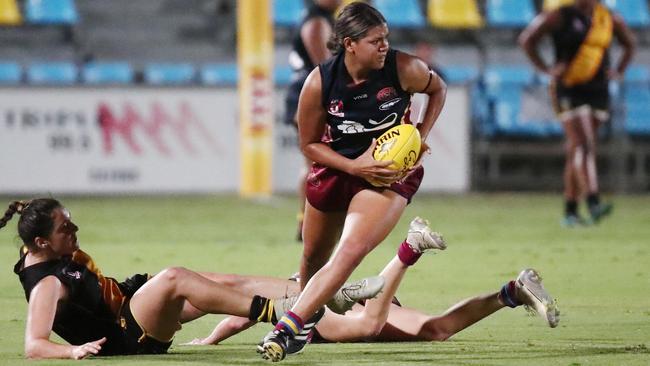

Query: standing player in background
[[519, 0, 635, 227], [260, 2, 447, 361], [285, 0, 342, 241]]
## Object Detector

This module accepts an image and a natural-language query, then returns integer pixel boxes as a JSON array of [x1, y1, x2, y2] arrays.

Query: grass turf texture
[[0, 193, 648, 365]]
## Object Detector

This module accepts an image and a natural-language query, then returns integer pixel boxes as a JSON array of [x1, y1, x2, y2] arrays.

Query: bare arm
[[301, 17, 333, 65], [611, 13, 636, 78], [396, 51, 446, 143], [24, 276, 106, 359], [518, 10, 563, 75], [184, 316, 256, 345], [297, 68, 399, 185]]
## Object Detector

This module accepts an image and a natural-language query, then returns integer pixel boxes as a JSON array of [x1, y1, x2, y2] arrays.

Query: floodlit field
[[0, 193, 648, 365]]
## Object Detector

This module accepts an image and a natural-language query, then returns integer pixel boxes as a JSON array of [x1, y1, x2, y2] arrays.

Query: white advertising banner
[[0, 89, 239, 193], [0, 87, 469, 194]]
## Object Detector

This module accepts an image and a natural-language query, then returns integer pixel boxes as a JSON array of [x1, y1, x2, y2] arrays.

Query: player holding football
[[260, 2, 447, 361]]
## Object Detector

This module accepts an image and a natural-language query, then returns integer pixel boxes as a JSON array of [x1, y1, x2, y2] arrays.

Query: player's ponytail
[[0, 200, 28, 230], [1, 198, 62, 248], [328, 2, 386, 54]]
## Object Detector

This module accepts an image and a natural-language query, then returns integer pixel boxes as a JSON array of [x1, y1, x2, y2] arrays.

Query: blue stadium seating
[[201, 64, 297, 86], [441, 65, 479, 84], [274, 64, 293, 86], [273, 0, 305, 27], [374, 0, 426, 27], [0, 61, 21, 84], [200, 63, 238, 86], [26, 61, 76, 84], [486, 0, 536, 27], [622, 65, 650, 136], [25, 0, 79, 25], [482, 65, 556, 137], [82, 62, 133, 85], [604, 0, 650, 28], [144, 63, 196, 85]]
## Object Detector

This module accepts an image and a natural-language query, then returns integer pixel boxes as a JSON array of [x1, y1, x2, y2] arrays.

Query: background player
[[519, 0, 635, 226]]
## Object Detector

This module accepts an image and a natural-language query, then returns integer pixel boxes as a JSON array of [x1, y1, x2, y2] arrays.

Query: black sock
[[249, 295, 276, 323], [586, 193, 600, 208], [565, 200, 578, 216]]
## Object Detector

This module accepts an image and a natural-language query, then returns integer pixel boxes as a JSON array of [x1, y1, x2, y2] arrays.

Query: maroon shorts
[[305, 164, 424, 212]]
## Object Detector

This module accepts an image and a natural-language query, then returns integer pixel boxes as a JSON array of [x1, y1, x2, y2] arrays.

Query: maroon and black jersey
[[319, 49, 413, 159]]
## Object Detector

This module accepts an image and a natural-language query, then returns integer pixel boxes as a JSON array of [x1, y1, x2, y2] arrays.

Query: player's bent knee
[[334, 243, 368, 268], [157, 267, 190, 287], [363, 318, 386, 338]]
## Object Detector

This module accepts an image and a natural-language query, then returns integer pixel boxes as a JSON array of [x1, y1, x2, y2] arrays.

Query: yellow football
[[369, 124, 421, 186]]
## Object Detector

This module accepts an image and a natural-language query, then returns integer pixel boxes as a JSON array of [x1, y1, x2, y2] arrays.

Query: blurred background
[[1, 0, 649, 196]]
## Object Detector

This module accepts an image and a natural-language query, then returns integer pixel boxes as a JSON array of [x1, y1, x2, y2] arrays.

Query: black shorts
[[284, 70, 310, 126], [118, 298, 172, 355], [551, 82, 610, 118]]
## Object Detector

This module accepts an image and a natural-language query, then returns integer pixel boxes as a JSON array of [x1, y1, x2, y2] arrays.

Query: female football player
[[188, 218, 559, 350], [519, 0, 635, 226], [260, 2, 447, 361], [2, 198, 377, 359]]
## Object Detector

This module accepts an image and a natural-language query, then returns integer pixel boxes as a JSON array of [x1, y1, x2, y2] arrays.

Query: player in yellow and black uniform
[[519, 0, 635, 226], [2, 198, 293, 359], [14, 246, 161, 355]]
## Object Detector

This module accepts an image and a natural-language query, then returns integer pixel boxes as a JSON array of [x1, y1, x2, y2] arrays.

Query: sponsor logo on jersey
[[377, 87, 397, 101], [64, 270, 82, 280], [379, 98, 402, 111], [336, 113, 397, 134], [328, 99, 344, 117], [353, 93, 368, 100]]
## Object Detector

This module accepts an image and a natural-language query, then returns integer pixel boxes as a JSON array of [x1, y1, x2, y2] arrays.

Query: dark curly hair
[[0, 198, 62, 249]]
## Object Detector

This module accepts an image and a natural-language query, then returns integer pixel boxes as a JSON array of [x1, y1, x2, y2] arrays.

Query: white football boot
[[406, 216, 447, 252], [515, 268, 560, 328]]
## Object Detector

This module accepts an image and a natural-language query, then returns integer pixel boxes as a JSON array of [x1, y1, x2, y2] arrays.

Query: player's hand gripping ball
[[369, 124, 421, 187]]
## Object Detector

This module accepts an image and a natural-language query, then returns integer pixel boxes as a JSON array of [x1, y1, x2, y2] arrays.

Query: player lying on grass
[[1, 198, 382, 360], [186, 217, 560, 353]]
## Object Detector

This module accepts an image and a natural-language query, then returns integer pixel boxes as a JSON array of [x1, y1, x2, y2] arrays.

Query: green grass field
[[0, 193, 648, 365]]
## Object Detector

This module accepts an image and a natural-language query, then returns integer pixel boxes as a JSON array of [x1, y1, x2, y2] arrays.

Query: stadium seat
[[274, 65, 293, 86], [200, 63, 238, 86], [428, 0, 483, 29], [483, 65, 554, 137], [622, 65, 650, 136], [486, 0, 536, 28], [26, 61, 77, 85], [603, 0, 650, 28], [441, 65, 479, 84], [144, 63, 196, 85], [0, 0, 22, 26], [542, 0, 574, 11], [373, 0, 426, 28], [273, 0, 305, 27], [0, 61, 21, 84], [25, 0, 79, 25], [82, 62, 134, 85]]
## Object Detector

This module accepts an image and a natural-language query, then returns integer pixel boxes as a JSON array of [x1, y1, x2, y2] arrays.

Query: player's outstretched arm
[[25, 276, 106, 359], [183, 316, 255, 345]]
